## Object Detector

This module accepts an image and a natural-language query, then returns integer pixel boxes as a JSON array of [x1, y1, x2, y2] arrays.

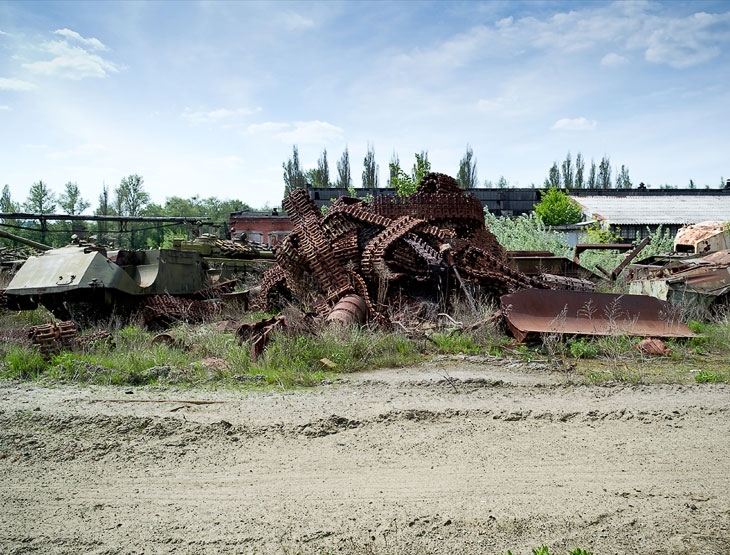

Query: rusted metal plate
[[699, 249, 730, 266], [629, 249, 730, 301], [500, 289, 696, 342], [666, 266, 730, 297]]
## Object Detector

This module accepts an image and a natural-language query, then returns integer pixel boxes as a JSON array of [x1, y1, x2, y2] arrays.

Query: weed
[[568, 338, 599, 359], [695, 371, 725, 383], [428, 332, 480, 355], [532, 546, 551, 555], [1, 346, 46, 380]]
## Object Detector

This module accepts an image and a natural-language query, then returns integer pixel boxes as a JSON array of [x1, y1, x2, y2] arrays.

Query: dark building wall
[[232, 187, 727, 246], [307, 187, 540, 216], [307, 186, 730, 218]]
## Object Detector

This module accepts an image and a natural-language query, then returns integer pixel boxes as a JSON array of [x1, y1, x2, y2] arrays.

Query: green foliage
[[532, 546, 550, 555], [534, 187, 583, 226], [308, 148, 331, 188], [58, 181, 90, 215], [283, 145, 306, 195], [695, 371, 724, 383], [0, 346, 46, 380], [636, 224, 673, 258], [390, 152, 431, 197], [256, 328, 421, 385], [389, 163, 418, 197], [428, 332, 480, 355], [568, 338, 599, 359], [24, 180, 56, 214], [484, 211, 571, 256], [583, 221, 622, 244], [362, 144, 379, 189], [336, 147, 352, 189], [578, 223, 674, 277], [597, 155, 612, 188], [570, 549, 594, 555], [457, 144, 478, 189]]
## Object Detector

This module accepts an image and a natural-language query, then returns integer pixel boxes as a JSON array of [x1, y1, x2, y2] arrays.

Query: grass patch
[[2, 301, 730, 388]]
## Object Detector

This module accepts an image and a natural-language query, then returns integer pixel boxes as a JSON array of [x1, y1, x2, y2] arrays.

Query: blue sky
[[1, 1, 729, 211]]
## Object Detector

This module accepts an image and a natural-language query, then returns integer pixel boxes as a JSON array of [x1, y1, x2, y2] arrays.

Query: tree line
[[284, 144, 726, 192], [545, 153, 633, 190], [283, 144, 479, 194], [0, 175, 252, 250]]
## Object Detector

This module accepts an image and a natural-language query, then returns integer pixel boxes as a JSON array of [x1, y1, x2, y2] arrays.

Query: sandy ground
[[1, 356, 729, 555]]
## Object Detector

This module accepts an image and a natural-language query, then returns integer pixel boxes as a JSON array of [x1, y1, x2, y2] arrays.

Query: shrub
[[534, 187, 583, 226]]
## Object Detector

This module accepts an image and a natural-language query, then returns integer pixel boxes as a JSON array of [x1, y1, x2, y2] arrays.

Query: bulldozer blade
[[501, 289, 696, 342]]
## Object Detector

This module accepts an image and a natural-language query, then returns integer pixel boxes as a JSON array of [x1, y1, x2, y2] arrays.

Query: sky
[[1, 1, 729, 212]]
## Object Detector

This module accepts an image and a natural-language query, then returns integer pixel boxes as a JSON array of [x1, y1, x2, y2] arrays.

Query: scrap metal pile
[[0, 321, 112, 358], [255, 173, 568, 326]]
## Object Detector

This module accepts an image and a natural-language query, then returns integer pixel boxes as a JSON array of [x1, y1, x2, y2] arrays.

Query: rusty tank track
[[455, 245, 546, 295], [395, 235, 445, 274], [29, 321, 77, 357], [254, 265, 289, 310], [254, 172, 559, 324], [281, 188, 352, 299], [141, 295, 221, 328], [361, 216, 429, 280]]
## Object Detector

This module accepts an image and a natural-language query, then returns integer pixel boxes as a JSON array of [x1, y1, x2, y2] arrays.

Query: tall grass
[[2, 302, 729, 387]]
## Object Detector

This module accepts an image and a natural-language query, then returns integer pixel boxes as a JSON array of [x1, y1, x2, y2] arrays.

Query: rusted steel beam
[[573, 243, 634, 264], [610, 236, 651, 280]]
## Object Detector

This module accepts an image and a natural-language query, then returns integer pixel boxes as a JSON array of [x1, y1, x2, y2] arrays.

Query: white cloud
[[22, 29, 118, 79], [54, 28, 107, 51], [601, 52, 627, 67], [278, 121, 344, 144], [551, 117, 597, 131], [248, 120, 343, 144], [182, 107, 261, 125], [0, 77, 36, 91], [0, 105, 9, 110], [411, 4, 730, 74], [642, 11, 730, 68]]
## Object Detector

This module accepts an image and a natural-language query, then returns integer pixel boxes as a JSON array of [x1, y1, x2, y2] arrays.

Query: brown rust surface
[[501, 289, 696, 342]]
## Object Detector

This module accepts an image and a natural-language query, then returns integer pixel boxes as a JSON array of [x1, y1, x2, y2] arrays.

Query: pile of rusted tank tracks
[[244, 173, 695, 355]]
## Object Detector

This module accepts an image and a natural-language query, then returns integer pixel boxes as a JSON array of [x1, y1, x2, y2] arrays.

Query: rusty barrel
[[326, 294, 368, 326]]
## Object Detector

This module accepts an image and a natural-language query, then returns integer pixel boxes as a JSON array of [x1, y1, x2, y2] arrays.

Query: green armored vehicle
[[4, 244, 208, 319]]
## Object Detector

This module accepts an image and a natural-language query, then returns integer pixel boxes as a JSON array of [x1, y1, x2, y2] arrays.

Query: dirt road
[[1, 356, 729, 554]]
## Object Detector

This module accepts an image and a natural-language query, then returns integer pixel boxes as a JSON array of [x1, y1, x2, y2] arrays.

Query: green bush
[[568, 338, 599, 359], [695, 371, 723, 383], [484, 211, 571, 256], [534, 187, 583, 226]]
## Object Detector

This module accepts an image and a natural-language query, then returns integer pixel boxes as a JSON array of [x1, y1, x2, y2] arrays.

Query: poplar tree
[[457, 144, 478, 189], [362, 144, 379, 189]]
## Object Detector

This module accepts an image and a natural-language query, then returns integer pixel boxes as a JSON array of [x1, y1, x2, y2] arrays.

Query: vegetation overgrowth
[[1, 294, 729, 388], [1, 215, 728, 388]]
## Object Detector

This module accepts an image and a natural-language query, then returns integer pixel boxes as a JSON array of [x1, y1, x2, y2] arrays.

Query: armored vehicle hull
[[4, 245, 208, 319]]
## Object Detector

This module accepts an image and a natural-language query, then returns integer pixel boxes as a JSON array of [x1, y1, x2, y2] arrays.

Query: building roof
[[572, 195, 730, 225]]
